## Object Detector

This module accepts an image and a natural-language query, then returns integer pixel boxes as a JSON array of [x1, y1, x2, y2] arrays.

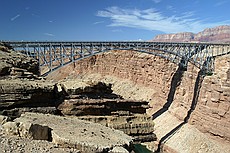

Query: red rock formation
[[152, 25, 230, 43], [47, 50, 230, 151], [195, 25, 230, 42], [153, 32, 194, 42], [56, 80, 156, 143]]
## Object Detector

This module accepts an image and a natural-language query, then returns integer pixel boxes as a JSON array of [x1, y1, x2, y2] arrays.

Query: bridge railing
[[2, 41, 230, 76]]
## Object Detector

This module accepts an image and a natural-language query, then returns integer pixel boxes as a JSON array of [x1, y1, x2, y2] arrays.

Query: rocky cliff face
[[47, 50, 230, 152], [0, 44, 155, 152], [152, 25, 230, 43], [57, 80, 156, 143], [0, 43, 59, 118], [0, 43, 39, 76], [171, 54, 230, 140], [153, 32, 194, 42], [195, 25, 230, 42]]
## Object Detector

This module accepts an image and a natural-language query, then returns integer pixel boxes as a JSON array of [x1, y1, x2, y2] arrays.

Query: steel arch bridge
[[2, 41, 230, 76]]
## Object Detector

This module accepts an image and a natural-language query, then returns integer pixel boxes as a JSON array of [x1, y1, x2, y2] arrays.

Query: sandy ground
[[154, 111, 230, 153]]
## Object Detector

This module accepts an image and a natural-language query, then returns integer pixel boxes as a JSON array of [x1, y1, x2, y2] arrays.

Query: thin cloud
[[97, 6, 230, 33], [32, 13, 40, 18], [93, 21, 104, 25], [44, 33, 55, 37], [166, 5, 174, 11], [11, 14, 20, 21], [214, 0, 228, 6], [153, 0, 162, 3], [111, 29, 122, 32]]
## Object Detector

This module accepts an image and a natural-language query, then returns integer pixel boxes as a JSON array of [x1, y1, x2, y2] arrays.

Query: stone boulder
[[2, 121, 49, 140]]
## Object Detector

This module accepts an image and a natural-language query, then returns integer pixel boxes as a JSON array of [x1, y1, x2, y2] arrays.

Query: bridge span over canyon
[[2, 41, 230, 76]]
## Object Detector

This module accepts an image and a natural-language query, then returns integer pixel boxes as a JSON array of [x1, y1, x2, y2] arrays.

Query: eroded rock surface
[[0, 43, 156, 152], [152, 25, 230, 42], [0, 43, 60, 118], [5, 112, 133, 153], [0, 43, 39, 77], [0, 78, 59, 118], [47, 48, 230, 152], [58, 79, 156, 143]]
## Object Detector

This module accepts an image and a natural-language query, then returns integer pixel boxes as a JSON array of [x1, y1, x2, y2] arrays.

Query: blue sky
[[0, 0, 229, 41]]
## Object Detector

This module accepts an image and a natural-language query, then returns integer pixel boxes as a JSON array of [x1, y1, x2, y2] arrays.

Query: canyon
[[47, 48, 230, 152], [0, 25, 230, 153], [0, 43, 155, 152]]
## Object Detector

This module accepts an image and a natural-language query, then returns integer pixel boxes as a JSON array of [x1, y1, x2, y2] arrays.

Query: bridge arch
[[3, 41, 230, 76], [40, 48, 186, 76]]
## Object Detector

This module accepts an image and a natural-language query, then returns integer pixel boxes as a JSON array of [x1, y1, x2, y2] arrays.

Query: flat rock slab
[[14, 112, 132, 153]]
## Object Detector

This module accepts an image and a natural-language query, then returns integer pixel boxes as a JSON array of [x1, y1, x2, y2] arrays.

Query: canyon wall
[[170, 55, 230, 140], [47, 50, 230, 145], [47, 51, 177, 110], [152, 25, 230, 42]]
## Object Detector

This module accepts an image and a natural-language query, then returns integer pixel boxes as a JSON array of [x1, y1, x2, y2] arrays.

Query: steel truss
[[3, 41, 230, 76]]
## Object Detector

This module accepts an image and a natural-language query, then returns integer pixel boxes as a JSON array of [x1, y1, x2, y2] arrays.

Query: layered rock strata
[[0, 43, 156, 151], [152, 25, 230, 42], [0, 76, 59, 119], [58, 80, 156, 143], [153, 32, 194, 42], [47, 49, 230, 152], [0, 44, 61, 118], [169, 54, 230, 141], [0, 48, 133, 152], [0, 43, 39, 77]]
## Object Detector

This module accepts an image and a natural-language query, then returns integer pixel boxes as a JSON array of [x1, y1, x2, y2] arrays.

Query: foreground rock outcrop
[[2, 112, 133, 153], [0, 43, 155, 152], [0, 43, 39, 76], [0, 43, 60, 119], [58, 80, 156, 143], [0, 79, 58, 118]]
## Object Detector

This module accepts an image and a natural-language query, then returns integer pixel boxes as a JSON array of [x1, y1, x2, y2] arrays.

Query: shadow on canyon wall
[[154, 69, 205, 153], [152, 66, 185, 120]]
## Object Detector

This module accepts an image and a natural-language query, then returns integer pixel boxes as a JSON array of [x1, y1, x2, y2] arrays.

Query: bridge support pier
[[202, 57, 215, 76], [178, 57, 188, 71]]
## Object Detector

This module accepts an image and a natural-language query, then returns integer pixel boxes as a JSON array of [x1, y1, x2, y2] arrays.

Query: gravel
[[0, 130, 80, 153]]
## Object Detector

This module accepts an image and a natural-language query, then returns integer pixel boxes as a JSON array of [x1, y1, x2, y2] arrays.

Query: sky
[[0, 0, 229, 41]]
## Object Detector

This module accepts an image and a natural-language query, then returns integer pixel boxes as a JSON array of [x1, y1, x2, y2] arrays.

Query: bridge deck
[[2, 41, 230, 76]]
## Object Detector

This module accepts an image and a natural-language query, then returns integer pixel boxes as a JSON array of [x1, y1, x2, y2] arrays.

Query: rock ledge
[[2, 112, 133, 153]]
